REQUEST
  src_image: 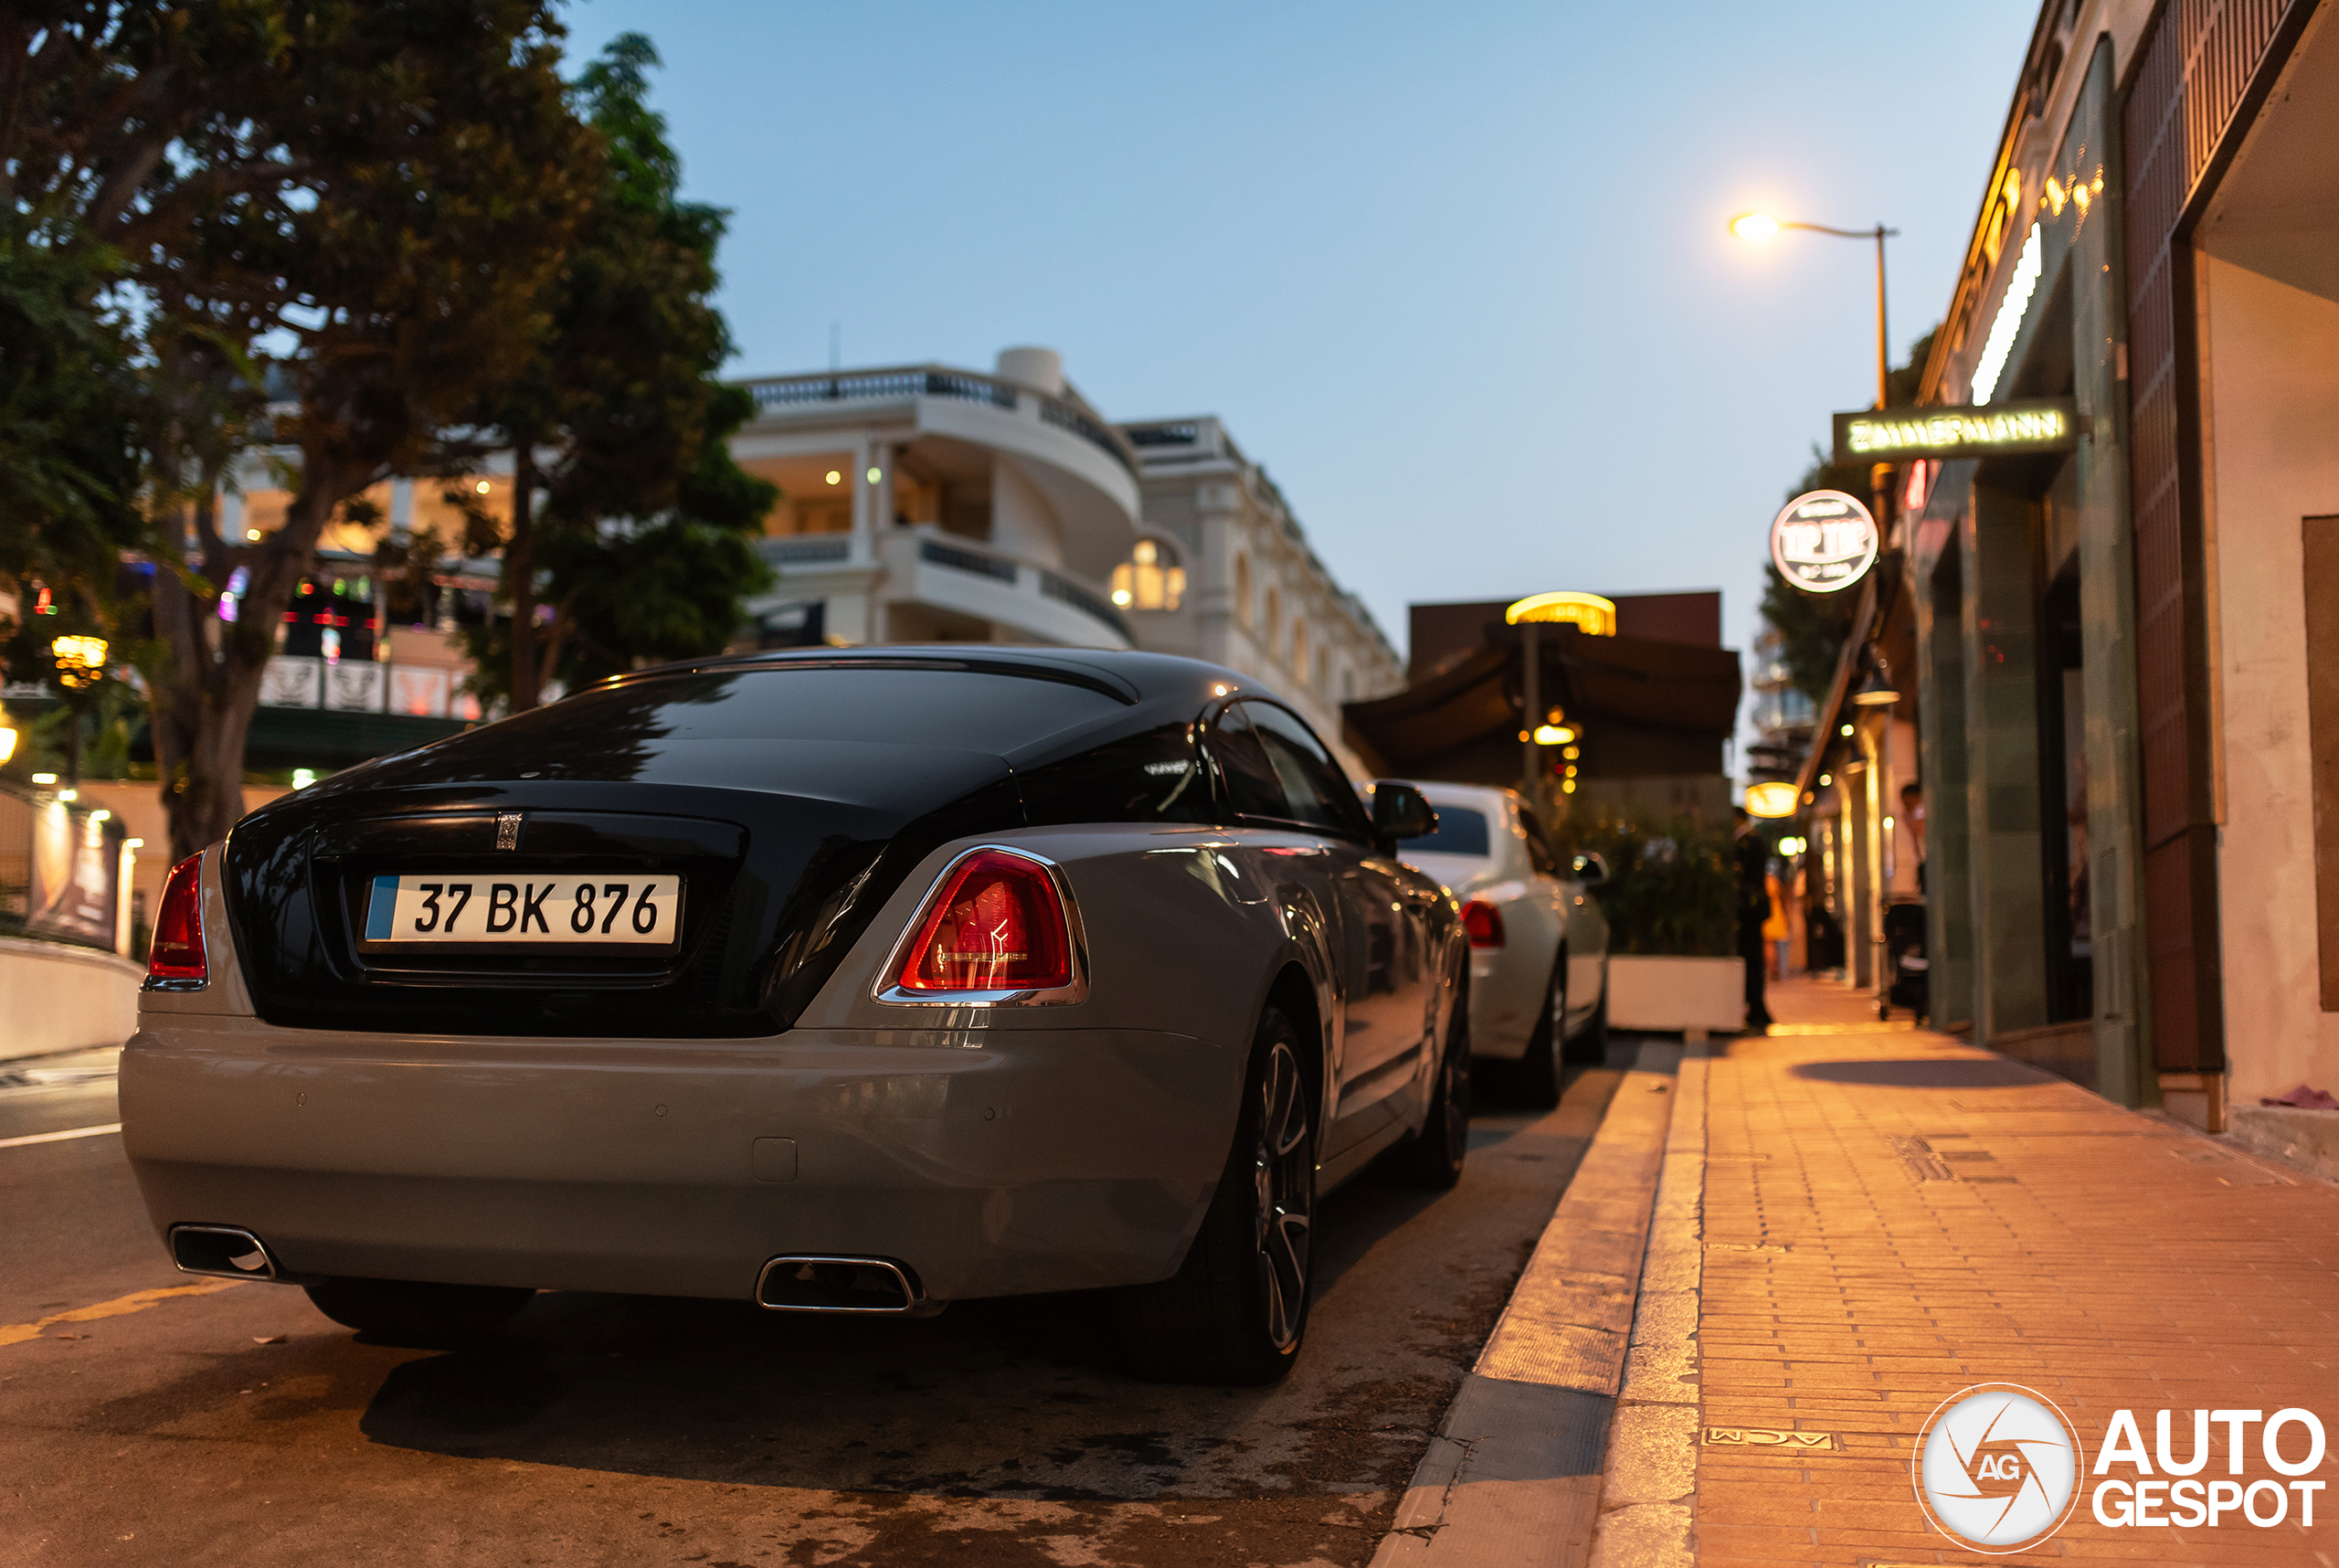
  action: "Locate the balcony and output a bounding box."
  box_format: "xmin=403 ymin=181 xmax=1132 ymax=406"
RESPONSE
xmin=885 ymin=527 xmax=1130 ymax=648
xmin=742 ymin=366 xmax=1139 ymax=481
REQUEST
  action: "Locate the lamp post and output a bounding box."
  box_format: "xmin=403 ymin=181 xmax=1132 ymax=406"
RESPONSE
xmin=1727 ymin=213 xmax=1899 ymax=411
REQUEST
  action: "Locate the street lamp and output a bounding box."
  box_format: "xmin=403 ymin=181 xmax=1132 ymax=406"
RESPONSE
xmin=1727 ymin=212 xmax=1900 ymax=410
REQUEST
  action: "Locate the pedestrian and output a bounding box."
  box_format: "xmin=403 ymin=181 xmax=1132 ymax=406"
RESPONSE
xmin=1764 ymin=864 xmax=1789 ymax=980
xmin=1732 ymin=807 xmax=1773 ymax=1030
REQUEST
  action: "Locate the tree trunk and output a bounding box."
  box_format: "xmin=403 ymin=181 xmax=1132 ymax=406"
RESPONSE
xmin=149 ymin=470 xmax=365 ymax=863
xmin=508 ymin=445 xmax=539 ymax=713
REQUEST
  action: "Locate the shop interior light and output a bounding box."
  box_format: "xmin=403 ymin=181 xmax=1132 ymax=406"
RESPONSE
xmin=865 ymin=467 xmax=883 ymax=484
xmin=31 ymin=772 xmax=57 ymax=785
xmin=51 ymin=634 xmax=107 ymax=689
xmin=1840 ymin=723 xmax=1855 ymax=736
xmin=291 ymin=768 xmax=318 ymax=789
xmin=1531 ymin=724 xmax=1571 ymax=746
xmin=825 ymin=470 xmax=841 ymax=485
xmin=0 ymin=727 xmax=14 ymax=764
xmin=125 ymin=837 xmax=143 ymax=849
xmin=475 ymin=480 xmax=492 ymax=494
xmin=90 ymin=809 xmax=110 ymax=822
xmin=58 ymin=788 xmax=78 ymax=802
xmin=1819 ymin=772 xmax=1833 ymax=787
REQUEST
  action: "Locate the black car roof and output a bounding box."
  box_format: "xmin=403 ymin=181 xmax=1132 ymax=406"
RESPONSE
xmin=598 ymin=644 xmax=1275 ymax=713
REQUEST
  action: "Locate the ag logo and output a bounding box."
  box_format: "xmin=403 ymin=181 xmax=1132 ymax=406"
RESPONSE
xmin=1913 ymin=1383 xmax=2081 ymax=1552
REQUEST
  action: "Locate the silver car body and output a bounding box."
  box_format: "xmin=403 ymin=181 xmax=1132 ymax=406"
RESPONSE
xmin=1394 ymin=782 xmax=1607 ymax=1062
xmin=122 ymin=656 xmax=1464 ymax=1309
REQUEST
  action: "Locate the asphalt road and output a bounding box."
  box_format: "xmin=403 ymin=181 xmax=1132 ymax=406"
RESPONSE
xmin=0 ymin=1045 xmax=1627 ymax=1568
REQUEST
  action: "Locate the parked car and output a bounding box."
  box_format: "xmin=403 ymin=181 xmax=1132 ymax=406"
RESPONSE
xmin=1379 ymin=781 xmax=1608 ymax=1107
xmin=124 ymin=648 xmax=1467 ymax=1385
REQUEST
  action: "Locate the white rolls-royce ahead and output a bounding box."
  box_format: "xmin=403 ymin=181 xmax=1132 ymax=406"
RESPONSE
xmin=1380 ymin=781 xmax=1609 ymax=1107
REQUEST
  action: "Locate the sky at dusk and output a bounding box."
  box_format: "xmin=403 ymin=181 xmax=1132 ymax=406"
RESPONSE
xmin=563 ymin=0 xmax=2039 ymax=719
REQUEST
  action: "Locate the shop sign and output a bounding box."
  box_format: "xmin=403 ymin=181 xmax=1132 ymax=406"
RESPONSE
xmin=1744 ymin=781 xmax=1799 ymax=819
xmin=1770 ymin=491 xmax=1879 ymax=595
xmin=1833 ymin=397 xmax=2078 ymax=465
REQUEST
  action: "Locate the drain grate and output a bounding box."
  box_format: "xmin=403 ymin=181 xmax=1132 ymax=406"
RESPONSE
xmin=1887 ymin=1135 xmax=1956 ymax=1181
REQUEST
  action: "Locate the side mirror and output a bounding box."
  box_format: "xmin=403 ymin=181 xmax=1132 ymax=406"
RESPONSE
xmin=1572 ymin=852 xmax=1610 ymax=887
xmin=1371 ymin=781 xmax=1438 ymax=845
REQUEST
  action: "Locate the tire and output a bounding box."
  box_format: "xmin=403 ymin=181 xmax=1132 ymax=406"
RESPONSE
xmin=1113 ymin=1008 xmax=1316 ymax=1385
xmin=1512 ymin=952 xmax=1563 ymax=1109
xmin=305 ymin=1277 xmax=535 ymax=1348
xmin=1389 ymin=974 xmax=1470 ymax=1189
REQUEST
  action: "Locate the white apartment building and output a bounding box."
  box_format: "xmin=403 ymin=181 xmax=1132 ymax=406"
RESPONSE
xmin=730 ymin=347 xmax=1140 ymax=652
xmin=729 ymin=347 xmax=1402 ymax=750
xmin=1110 ymin=415 xmax=1403 ymax=748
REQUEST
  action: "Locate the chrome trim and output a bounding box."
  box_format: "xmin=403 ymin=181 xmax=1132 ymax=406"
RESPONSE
xmin=755 ymin=1255 xmax=946 ymax=1317
xmin=871 ymin=844 xmax=1091 ymax=1008
xmin=168 ymin=1224 xmax=280 ymax=1282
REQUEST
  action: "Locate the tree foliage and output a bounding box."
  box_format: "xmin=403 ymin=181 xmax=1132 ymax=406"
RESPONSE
xmin=453 ymin=33 xmax=772 ymax=711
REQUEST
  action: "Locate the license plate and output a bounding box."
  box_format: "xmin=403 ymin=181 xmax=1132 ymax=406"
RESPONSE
xmin=361 ymin=873 xmax=683 ymax=948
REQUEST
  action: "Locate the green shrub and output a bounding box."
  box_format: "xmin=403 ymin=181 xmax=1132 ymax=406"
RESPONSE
xmin=1558 ymin=811 xmax=1736 ymax=958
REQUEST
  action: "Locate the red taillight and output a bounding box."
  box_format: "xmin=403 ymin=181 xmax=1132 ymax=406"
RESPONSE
xmin=894 ymin=849 xmax=1074 ymax=993
xmin=1462 ymin=899 xmax=1505 ymax=948
xmin=149 ymin=853 xmax=206 ymax=983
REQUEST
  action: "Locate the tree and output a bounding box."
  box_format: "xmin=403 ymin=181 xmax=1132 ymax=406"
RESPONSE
xmin=453 ymin=31 xmax=769 ymax=714
xmin=132 ymin=1 xmax=596 ymax=861
xmin=1759 ymin=327 xmax=1939 ymax=709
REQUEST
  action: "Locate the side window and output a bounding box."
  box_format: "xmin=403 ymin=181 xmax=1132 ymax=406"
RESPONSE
xmin=1019 ymin=722 xmax=1216 ymax=826
xmin=1518 ymin=805 xmax=1559 ymax=875
xmin=1208 ymin=705 xmax=1286 ymax=822
xmin=1240 ymin=701 xmax=1373 ymax=839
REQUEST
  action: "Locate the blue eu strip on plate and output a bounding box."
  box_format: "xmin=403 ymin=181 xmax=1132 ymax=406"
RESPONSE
xmin=365 ymin=874 xmax=398 ymax=940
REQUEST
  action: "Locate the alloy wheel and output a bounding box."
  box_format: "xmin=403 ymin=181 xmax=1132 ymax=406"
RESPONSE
xmin=1251 ymin=1040 xmax=1313 ymax=1351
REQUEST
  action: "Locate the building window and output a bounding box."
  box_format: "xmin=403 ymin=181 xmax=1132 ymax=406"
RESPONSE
xmin=1316 ymin=646 xmax=1330 ymax=692
xmin=1110 ymin=537 xmax=1186 ymax=611
xmin=1233 ymin=553 xmax=1253 ymax=629
xmin=1265 ymin=586 xmax=1282 ymax=651
xmin=1290 ymin=618 xmax=1308 ymax=679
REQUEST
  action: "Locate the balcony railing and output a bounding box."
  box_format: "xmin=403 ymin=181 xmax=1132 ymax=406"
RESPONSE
xmin=907 ymin=533 xmax=1130 ymax=642
xmin=736 ymin=365 xmax=1138 ymax=479
xmin=758 ymin=535 xmax=855 ymax=567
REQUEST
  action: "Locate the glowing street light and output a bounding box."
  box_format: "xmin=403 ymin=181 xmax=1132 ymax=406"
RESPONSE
xmin=51 ymin=634 xmax=108 ymax=690
xmin=1728 ymin=211 xmax=1900 ymax=410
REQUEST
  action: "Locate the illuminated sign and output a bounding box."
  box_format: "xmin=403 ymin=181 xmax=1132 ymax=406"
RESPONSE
xmin=1770 ymin=491 xmax=1879 ymax=595
xmin=1833 ymin=398 xmax=2077 ymax=465
xmin=1744 ymin=781 xmax=1799 ymax=819
xmin=1971 ymin=222 xmax=2044 ymax=404
xmin=1506 ymin=591 xmax=1617 ymax=636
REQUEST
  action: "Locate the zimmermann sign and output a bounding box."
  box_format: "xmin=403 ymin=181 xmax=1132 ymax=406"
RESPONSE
xmin=1833 ymin=397 xmax=2078 ymax=465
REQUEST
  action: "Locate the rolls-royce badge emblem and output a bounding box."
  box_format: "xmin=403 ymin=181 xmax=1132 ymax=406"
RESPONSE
xmin=494 ymin=812 xmax=523 ymax=851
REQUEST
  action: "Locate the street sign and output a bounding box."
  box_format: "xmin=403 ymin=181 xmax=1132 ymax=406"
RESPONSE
xmin=1770 ymin=490 xmax=1879 ymax=595
xmin=1832 ymin=397 xmax=2078 ymax=465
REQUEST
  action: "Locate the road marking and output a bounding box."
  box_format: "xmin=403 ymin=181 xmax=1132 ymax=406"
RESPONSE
xmin=0 ymin=1122 xmax=122 ymax=1150
xmin=0 ymin=1280 xmax=247 ymax=1349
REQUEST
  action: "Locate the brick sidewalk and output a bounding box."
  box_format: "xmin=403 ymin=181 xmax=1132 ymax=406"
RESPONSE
xmin=1691 ymin=977 xmax=2339 ymax=1564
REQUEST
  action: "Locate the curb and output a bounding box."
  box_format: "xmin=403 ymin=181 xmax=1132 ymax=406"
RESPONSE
xmin=1588 ymin=1043 xmax=1706 ymax=1566
xmin=1371 ymin=1040 xmax=1688 ymax=1568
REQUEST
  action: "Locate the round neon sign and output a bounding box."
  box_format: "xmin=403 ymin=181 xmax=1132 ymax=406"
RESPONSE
xmin=1771 ymin=490 xmax=1879 ymax=594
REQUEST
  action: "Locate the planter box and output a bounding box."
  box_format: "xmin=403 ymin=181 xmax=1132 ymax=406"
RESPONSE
xmin=1606 ymin=954 xmax=1743 ymax=1033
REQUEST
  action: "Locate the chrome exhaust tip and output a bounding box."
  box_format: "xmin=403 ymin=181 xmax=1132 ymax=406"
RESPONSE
xmin=756 ymin=1255 xmax=944 ymax=1317
xmin=169 ymin=1224 xmax=280 ymax=1282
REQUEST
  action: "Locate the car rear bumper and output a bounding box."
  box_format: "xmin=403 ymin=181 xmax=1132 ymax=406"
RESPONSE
xmin=121 ymin=1015 xmax=1239 ymax=1304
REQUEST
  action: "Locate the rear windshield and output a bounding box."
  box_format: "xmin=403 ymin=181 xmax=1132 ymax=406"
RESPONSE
xmin=1400 ymin=805 xmax=1491 ymax=857
xmin=371 ymin=666 xmax=1127 ymax=784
